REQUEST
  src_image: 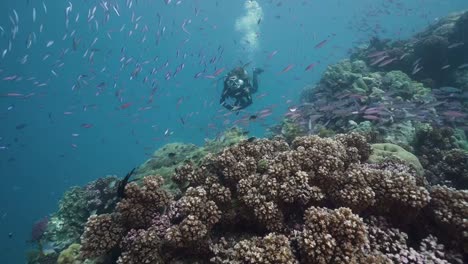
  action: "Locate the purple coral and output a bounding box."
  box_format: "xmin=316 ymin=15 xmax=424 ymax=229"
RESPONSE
xmin=31 ymin=216 xmax=49 ymax=242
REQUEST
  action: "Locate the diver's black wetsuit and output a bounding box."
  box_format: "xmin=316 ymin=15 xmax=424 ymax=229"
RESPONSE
xmin=220 ymin=67 xmax=262 ymax=111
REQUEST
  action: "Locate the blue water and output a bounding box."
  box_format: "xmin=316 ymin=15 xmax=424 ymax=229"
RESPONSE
xmin=0 ymin=0 xmax=467 ymax=262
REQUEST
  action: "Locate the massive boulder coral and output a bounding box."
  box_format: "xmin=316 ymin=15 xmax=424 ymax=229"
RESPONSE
xmin=74 ymin=134 xmax=466 ymax=263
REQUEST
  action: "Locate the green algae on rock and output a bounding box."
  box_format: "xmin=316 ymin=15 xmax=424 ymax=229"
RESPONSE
xmin=135 ymin=127 xmax=248 ymax=191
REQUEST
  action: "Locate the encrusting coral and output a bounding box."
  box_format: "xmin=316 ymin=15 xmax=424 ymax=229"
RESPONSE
xmin=75 ymin=133 xmax=466 ymax=263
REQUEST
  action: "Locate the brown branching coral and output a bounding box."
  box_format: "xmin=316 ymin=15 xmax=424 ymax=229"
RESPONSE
xmin=327 ymin=165 xmax=376 ymax=213
xmin=211 ymin=233 xmax=298 ymax=264
xmin=165 ymin=186 xmax=221 ymax=248
xmin=335 ymin=132 xmax=372 ymax=163
xmin=169 ymin=187 xmax=221 ymax=228
xmin=117 ymin=175 xmax=172 ymax=229
xmin=291 ymin=135 xmax=348 ymax=177
xmin=366 ymin=216 xmax=464 ymax=263
xmin=117 ymin=227 xmax=163 ymax=264
xmin=297 ymin=207 xmax=368 ymax=264
xmin=321 ymin=162 xmax=430 ymax=218
xmin=80 ymin=213 xmax=124 ymax=259
xmin=428 ymin=185 xmax=468 ymax=253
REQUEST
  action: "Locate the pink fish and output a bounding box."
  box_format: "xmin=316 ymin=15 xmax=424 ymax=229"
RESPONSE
xmin=367 ymin=51 xmax=387 ymax=58
xmin=370 ymin=55 xmax=388 ymax=66
xmin=314 ymin=39 xmax=328 ymax=49
xmin=213 ymin=67 xmax=225 ymax=76
xmin=305 ymin=63 xmax=316 ymax=71
xmin=363 ymin=115 xmax=380 ymax=120
xmin=259 ymin=112 xmax=272 ymax=118
xmin=194 ymin=71 xmax=204 ymax=78
xmin=443 ymin=111 xmax=466 ymax=118
xmin=378 ymin=58 xmax=397 ymax=67
xmin=279 ymin=64 xmax=294 ymax=74
xmin=268 ymin=50 xmax=278 ymax=59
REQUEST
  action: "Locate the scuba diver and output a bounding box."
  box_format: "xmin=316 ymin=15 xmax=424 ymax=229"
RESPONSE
xmin=220 ymin=65 xmax=264 ymax=111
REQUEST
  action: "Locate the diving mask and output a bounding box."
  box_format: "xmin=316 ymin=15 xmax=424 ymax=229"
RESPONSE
xmin=227 ymin=76 xmax=244 ymax=89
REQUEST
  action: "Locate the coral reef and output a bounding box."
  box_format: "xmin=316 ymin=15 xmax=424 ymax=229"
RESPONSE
xmin=351 ymin=11 xmax=468 ymax=87
xmin=348 ymin=10 xmax=468 ymax=129
xmin=28 ymin=10 xmax=468 ymax=263
xmin=281 ymin=11 xmax=468 ymax=153
xmin=28 ymin=129 xmax=247 ymax=262
xmin=68 ymin=134 xmax=465 ymax=263
xmin=413 ymin=125 xmax=468 ymax=189
xmin=135 ymin=127 xmax=248 ymax=190
xmin=267 ymin=118 xmax=307 ymax=143
xmin=57 ymin=243 xmax=81 ymax=264
xmin=290 ymin=58 xmax=442 ymax=139
xmin=37 ymin=176 xmax=119 ymax=257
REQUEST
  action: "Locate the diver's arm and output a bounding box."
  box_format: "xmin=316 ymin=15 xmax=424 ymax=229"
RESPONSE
xmin=220 ymin=90 xmax=235 ymax=111
xmin=220 ymin=94 xmax=235 ymax=111
xmin=238 ymin=89 xmax=252 ymax=109
xmin=245 ymin=94 xmax=253 ymax=107
xmin=221 ymin=101 xmax=235 ymax=111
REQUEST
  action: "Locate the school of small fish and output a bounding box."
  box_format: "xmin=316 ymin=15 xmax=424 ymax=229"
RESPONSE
xmin=0 ymin=0 xmax=462 ymax=156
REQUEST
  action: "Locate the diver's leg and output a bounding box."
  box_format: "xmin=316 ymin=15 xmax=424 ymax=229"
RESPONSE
xmin=252 ymin=68 xmax=263 ymax=93
xmin=252 ymin=73 xmax=259 ymax=93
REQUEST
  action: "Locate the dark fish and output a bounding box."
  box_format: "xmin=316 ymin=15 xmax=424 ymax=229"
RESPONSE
xmin=117 ymin=168 xmax=136 ymax=199
xmin=168 ymin=152 xmax=176 ymax=158
xmin=16 ymin=123 xmax=27 ymax=130
xmin=247 ymin=137 xmax=256 ymax=142
xmin=249 ymin=115 xmax=257 ymax=120
xmin=257 ymin=18 xmax=262 ymax=24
